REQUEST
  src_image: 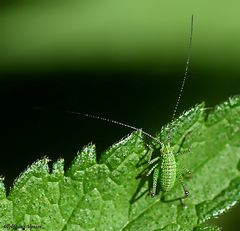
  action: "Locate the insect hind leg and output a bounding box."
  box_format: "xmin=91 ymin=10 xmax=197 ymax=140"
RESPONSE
xmin=174 ymin=131 xmax=192 ymax=204
xmin=177 ymin=171 xmax=190 ymax=206
xmin=150 ymin=167 xmax=160 ymax=197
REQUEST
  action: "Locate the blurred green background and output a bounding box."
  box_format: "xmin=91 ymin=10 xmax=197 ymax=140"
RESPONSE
xmin=1 ymin=1 xmax=240 ymax=230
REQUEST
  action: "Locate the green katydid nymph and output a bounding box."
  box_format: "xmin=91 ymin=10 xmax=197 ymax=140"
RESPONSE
xmin=67 ymin=15 xmax=194 ymax=202
xmin=37 ymin=15 xmax=194 ymax=202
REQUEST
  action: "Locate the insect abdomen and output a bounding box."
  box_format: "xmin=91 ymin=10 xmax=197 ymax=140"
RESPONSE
xmin=160 ymin=153 xmax=177 ymax=192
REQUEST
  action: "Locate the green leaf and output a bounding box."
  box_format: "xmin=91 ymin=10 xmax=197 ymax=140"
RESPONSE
xmin=1 ymin=96 xmax=240 ymax=230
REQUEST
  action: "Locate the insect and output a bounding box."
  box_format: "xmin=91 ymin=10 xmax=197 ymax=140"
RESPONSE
xmin=66 ymin=15 xmax=194 ymax=201
xmin=37 ymin=15 xmax=194 ymax=201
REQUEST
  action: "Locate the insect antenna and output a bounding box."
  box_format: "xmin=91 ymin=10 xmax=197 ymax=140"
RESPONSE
xmin=66 ymin=111 xmax=164 ymax=146
xmin=34 ymin=107 xmax=164 ymax=146
xmin=167 ymin=15 xmax=194 ymax=142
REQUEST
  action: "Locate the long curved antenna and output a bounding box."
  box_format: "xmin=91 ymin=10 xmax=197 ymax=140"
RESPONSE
xmin=66 ymin=111 xmax=164 ymax=146
xmin=167 ymin=15 xmax=194 ymax=142
xmin=34 ymin=107 xmax=164 ymax=145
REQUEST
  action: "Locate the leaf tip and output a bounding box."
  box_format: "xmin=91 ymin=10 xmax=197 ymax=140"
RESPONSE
xmin=11 ymin=157 xmax=51 ymax=194
xmin=67 ymin=143 xmax=97 ymax=176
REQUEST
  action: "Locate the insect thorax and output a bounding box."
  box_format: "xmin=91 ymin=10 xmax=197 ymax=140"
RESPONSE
xmin=160 ymin=143 xmax=174 ymax=154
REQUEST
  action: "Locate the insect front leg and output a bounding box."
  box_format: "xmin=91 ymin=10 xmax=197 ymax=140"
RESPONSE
xmin=145 ymin=143 xmax=155 ymax=164
xmin=145 ymin=143 xmax=160 ymax=165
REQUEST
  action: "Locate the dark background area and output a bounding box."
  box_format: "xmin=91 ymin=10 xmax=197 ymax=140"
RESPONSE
xmin=1 ymin=1 xmax=240 ymax=230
